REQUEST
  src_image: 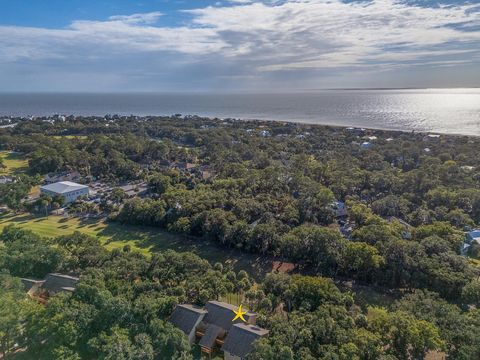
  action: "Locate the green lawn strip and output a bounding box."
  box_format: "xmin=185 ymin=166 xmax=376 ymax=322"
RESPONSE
xmin=0 ymin=213 xmax=272 ymax=278
xmin=0 ymin=151 xmax=29 ymax=175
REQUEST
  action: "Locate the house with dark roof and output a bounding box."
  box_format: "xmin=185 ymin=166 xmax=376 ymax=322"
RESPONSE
xmin=42 ymin=273 xmax=79 ymax=294
xmin=21 ymin=273 xmax=80 ymax=300
xmin=222 ymin=323 xmax=269 ymax=360
xmin=170 ymin=301 xmax=268 ymax=359
xmin=170 ymin=304 xmax=207 ymax=344
xmin=204 ymin=301 xmax=257 ymax=331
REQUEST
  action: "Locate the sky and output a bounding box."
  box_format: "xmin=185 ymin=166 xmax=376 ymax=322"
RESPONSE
xmin=0 ymin=0 xmax=479 ymax=92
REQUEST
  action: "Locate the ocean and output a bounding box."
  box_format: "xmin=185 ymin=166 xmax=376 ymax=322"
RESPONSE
xmin=1 ymin=89 xmax=479 ymax=135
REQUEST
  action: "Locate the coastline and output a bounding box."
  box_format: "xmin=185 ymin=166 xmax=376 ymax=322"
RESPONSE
xmin=1 ymin=89 xmax=479 ymax=136
xmin=231 ymin=116 xmax=475 ymax=138
xmin=2 ymin=112 xmax=478 ymax=138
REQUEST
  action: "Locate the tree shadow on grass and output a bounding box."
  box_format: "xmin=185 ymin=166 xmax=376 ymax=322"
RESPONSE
xmin=0 ymin=214 xmax=35 ymax=224
xmin=98 ymin=222 xmax=276 ymax=281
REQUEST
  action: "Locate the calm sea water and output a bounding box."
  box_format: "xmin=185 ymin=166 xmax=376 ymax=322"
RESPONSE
xmin=1 ymin=89 xmax=479 ymax=135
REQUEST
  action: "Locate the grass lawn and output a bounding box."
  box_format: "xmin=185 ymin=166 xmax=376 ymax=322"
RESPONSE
xmin=0 ymin=213 xmax=275 ymax=279
xmin=0 ymin=151 xmax=28 ymax=175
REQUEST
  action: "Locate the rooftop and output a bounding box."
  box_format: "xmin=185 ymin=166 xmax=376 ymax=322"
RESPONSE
xmin=21 ymin=273 xmax=79 ymax=296
xmin=170 ymin=304 xmax=207 ymax=335
xmin=199 ymin=324 xmax=223 ymax=349
xmin=170 ymin=301 xmax=267 ymax=358
xmin=222 ymin=323 xmax=269 ymax=358
xmin=42 ymin=273 xmax=80 ymax=293
xmin=205 ymin=301 xmax=256 ymax=331
xmin=467 ymin=230 xmax=480 ymax=242
xmin=41 ymin=181 xmax=88 ymax=194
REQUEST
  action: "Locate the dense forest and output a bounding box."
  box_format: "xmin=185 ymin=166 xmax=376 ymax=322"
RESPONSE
xmin=1 ymin=115 xmax=480 ymax=359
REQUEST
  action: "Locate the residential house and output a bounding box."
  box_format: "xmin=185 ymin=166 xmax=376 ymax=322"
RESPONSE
xmin=460 ymin=230 xmax=480 ymax=256
xmin=22 ymin=273 xmax=79 ymax=301
xmin=423 ymin=134 xmax=441 ymax=142
xmin=222 ymin=323 xmax=269 ymax=360
xmin=170 ymin=301 xmax=268 ymax=359
xmin=170 ymin=304 xmax=208 ymax=344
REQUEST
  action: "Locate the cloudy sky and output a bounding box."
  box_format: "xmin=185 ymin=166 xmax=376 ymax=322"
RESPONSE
xmin=0 ymin=0 xmax=479 ymax=92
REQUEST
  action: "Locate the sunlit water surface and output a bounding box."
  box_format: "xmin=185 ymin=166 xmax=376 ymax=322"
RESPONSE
xmin=0 ymin=89 xmax=479 ymax=135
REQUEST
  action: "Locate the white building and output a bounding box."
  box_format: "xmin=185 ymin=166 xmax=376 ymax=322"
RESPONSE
xmin=40 ymin=181 xmax=89 ymax=203
xmin=466 ymin=230 xmax=480 ymax=245
xmin=460 ymin=230 xmax=480 ymax=256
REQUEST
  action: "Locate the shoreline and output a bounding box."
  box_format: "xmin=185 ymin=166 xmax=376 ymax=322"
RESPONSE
xmin=1 ymin=89 xmax=479 ymax=136
xmin=232 ymin=116 xmax=477 ymax=138
xmin=5 ymin=112 xmax=476 ymax=138
xmin=9 ymin=113 xmax=480 ymax=138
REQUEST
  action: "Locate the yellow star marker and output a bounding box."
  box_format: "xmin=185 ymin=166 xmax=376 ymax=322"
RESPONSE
xmin=232 ymin=304 xmax=247 ymax=322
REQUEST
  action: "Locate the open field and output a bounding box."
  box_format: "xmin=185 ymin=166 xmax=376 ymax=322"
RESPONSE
xmin=0 ymin=213 xmax=276 ymax=279
xmin=0 ymin=151 xmax=28 ymax=175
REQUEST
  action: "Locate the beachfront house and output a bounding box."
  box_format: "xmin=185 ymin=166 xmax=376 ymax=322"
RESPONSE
xmin=423 ymin=134 xmax=441 ymax=142
xmin=40 ymin=181 xmax=89 ymax=203
xmin=170 ymin=300 xmax=268 ymax=359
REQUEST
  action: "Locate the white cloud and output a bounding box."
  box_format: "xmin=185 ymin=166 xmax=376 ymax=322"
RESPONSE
xmin=0 ymin=0 xmax=479 ymax=90
xmin=108 ymin=12 xmax=164 ymax=25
